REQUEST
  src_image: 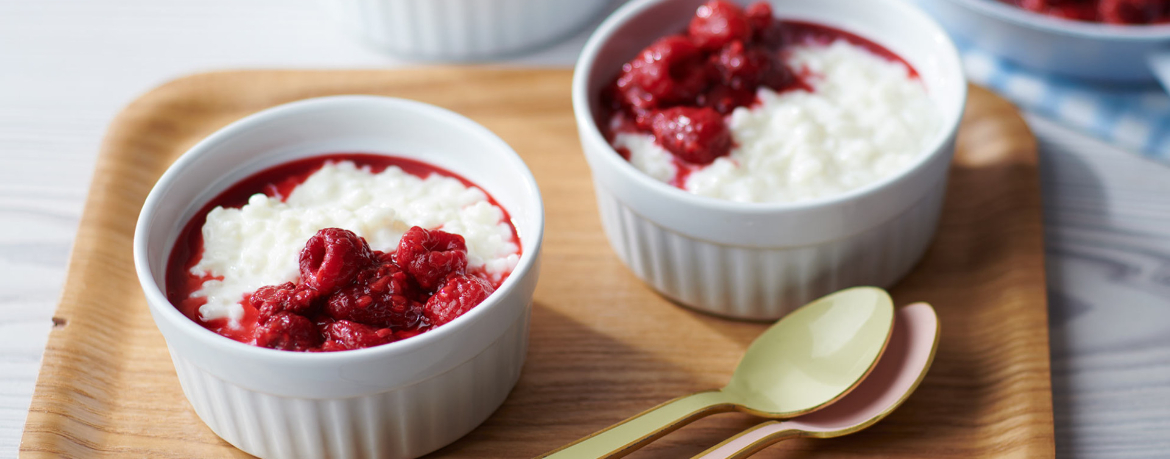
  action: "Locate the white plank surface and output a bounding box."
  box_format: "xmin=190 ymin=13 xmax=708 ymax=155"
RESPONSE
xmin=1030 ymin=115 xmax=1170 ymax=459
xmin=0 ymin=0 xmax=1167 ymax=458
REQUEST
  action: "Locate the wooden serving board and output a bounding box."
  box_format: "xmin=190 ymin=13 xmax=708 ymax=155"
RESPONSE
xmin=20 ymin=69 xmax=1054 ymax=458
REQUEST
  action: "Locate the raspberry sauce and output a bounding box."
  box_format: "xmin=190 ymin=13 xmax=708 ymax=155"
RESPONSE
xmin=165 ymin=153 xmax=520 ymax=352
xmin=601 ymin=1 xmax=920 ymax=178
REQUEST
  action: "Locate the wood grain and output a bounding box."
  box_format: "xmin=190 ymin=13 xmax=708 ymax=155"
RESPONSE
xmin=19 ymin=69 xmax=1054 ymax=458
xmin=1025 ymin=115 xmax=1170 ymax=459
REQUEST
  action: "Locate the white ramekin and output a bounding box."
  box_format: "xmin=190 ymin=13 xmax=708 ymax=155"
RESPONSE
xmin=318 ymin=0 xmax=612 ymax=61
xmin=573 ymin=0 xmax=967 ymax=320
xmin=133 ymin=96 xmax=544 ymax=459
xmin=915 ymin=0 xmax=1170 ymax=83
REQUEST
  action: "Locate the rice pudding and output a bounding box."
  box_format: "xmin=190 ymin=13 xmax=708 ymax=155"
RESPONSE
xmin=166 ymin=154 xmax=521 ymax=351
xmin=602 ymin=1 xmax=941 ymax=203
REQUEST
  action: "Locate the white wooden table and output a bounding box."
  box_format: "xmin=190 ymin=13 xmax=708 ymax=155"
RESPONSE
xmin=0 ymin=1 xmax=1166 ymax=457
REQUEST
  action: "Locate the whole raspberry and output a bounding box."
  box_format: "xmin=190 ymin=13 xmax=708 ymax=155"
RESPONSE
xmin=251 ymin=281 xmax=317 ymax=324
xmin=424 ymin=275 xmax=495 ymax=327
xmin=649 ymin=107 xmax=733 ymax=165
xmin=745 ymin=3 xmax=773 ymax=34
xmin=322 ymin=320 xmax=394 ymax=351
xmin=299 ymin=228 xmax=375 ymax=294
xmin=395 ymin=226 xmax=469 ymax=291
xmin=745 ymin=2 xmax=784 ymax=48
xmin=615 ymin=35 xmax=712 ymax=110
xmin=325 ymin=260 xmax=424 ymax=329
xmin=688 ymin=1 xmax=753 ymax=51
xmin=254 ymin=312 xmax=321 ymax=351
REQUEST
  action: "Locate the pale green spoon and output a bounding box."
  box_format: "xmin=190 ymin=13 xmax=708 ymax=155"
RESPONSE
xmin=539 ymin=286 xmax=895 ymax=459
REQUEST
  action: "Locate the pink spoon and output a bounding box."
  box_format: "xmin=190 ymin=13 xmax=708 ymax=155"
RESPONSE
xmin=692 ymin=302 xmax=940 ymax=459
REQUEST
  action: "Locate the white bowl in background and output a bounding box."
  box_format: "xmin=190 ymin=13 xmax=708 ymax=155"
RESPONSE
xmin=133 ymin=96 xmax=544 ymax=459
xmin=916 ymin=0 xmax=1170 ymax=83
xmin=318 ymin=0 xmax=612 ymax=61
xmin=572 ymin=0 xmax=967 ymax=320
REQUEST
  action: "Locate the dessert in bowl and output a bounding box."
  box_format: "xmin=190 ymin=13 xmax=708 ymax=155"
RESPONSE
xmin=603 ymin=5 xmax=942 ymax=203
xmin=134 ymin=96 xmax=543 ymax=459
xmin=917 ymin=0 xmax=1170 ymax=82
xmin=573 ymin=0 xmax=966 ymax=319
xmin=167 ymin=154 xmax=521 ymax=352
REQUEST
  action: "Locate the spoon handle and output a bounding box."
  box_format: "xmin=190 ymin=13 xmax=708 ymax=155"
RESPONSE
xmin=690 ymin=421 xmax=802 ymax=459
xmin=539 ymin=389 xmax=734 ymax=459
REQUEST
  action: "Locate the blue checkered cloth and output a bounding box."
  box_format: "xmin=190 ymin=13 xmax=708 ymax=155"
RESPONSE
xmin=960 ymin=43 xmax=1170 ymax=162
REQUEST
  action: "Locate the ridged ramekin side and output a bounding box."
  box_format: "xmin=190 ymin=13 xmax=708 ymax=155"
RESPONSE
xmin=170 ymin=309 xmax=530 ymax=459
xmin=594 ymin=182 xmax=946 ymax=320
xmin=320 ymin=0 xmax=610 ymax=60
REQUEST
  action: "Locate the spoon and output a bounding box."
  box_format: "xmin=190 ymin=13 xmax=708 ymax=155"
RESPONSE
xmin=539 ymin=286 xmax=895 ymax=459
xmin=691 ymin=302 xmax=940 ymax=459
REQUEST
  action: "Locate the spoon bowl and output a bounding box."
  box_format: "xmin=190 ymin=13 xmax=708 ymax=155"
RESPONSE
xmin=726 ymin=287 xmax=898 ymax=415
xmin=540 ymin=286 xmax=895 ymax=459
xmin=694 ymin=302 xmax=941 ymax=459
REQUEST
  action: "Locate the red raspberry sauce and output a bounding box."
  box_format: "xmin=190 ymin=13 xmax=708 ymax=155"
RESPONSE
xmin=165 ymin=153 xmax=521 ymax=351
xmin=778 ymin=21 xmax=919 ymax=78
xmin=601 ymin=1 xmax=921 ymax=186
xmin=999 ymin=0 xmax=1170 ymax=25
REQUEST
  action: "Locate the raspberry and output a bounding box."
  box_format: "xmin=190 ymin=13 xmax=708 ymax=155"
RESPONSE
xmin=299 ymin=228 xmax=375 ymax=294
xmin=241 ymin=225 xmax=503 ymax=351
xmin=649 ymin=107 xmax=733 ymax=165
xmin=322 ymin=320 xmax=394 ymax=351
xmin=688 ymin=1 xmax=753 ymax=51
xmin=746 ymin=3 xmax=785 ymax=48
xmin=395 ymin=226 xmax=469 ymax=291
xmin=254 ymin=312 xmax=321 ymax=351
xmin=1046 ymin=3 xmax=1100 ymax=20
xmin=424 ymin=275 xmax=495 ymax=327
xmin=394 ymin=329 xmax=426 ymax=340
xmin=712 ymin=41 xmax=791 ymax=93
xmin=325 ymin=260 xmax=424 ymax=329
xmin=1099 ymin=0 xmax=1166 ymax=23
xmin=745 ymin=2 xmax=774 ymax=35
xmin=319 ymin=341 xmax=347 ymax=352
xmin=615 ymin=35 xmax=712 ymax=110
xmin=251 ymin=282 xmax=318 ymax=324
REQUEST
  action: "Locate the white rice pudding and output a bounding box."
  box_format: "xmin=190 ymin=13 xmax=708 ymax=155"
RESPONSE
xmin=189 ymin=160 xmax=520 ymax=325
xmin=614 ymin=39 xmax=941 ymax=203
